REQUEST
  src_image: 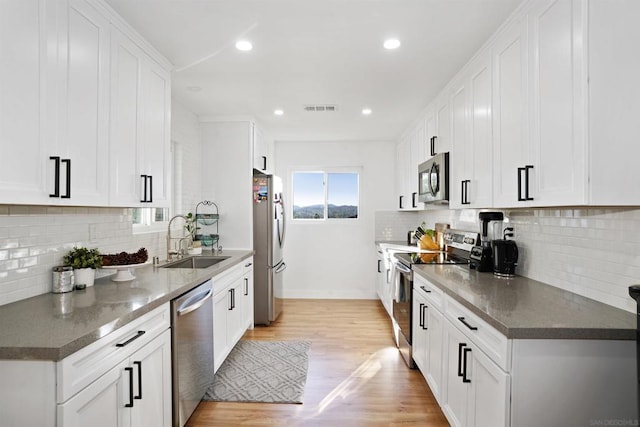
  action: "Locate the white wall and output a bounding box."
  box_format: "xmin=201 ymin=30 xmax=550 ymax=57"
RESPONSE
xmin=275 ymin=140 xmax=396 ymax=299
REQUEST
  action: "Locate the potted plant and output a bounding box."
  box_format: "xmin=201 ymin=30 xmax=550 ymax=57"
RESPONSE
xmin=63 ymin=247 xmax=103 ymax=287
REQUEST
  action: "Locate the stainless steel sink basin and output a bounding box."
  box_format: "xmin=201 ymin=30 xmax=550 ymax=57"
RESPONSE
xmin=161 ymin=256 xmax=230 ymax=269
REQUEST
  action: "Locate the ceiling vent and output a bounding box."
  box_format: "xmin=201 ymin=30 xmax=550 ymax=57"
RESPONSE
xmin=304 ymin=104 xmax=338 ymax=112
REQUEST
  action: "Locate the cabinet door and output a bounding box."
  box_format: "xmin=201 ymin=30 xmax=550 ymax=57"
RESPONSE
xmin=442 ymin=320 xmax=469 ymax=427
xmin=395 ymin=137 xmax=411 ymax=209
xmin=424 ymin=106 xmax=437 ymax=158
xmin=242 ymin=263 xmax=254 ymax=330
xmin=140 ymin=59 xmax=171 ymax=207
xmin=58 ymin=360 xmax=128 ymax=427
xmin=492 ymin=17 xmax=529 ymax=207
xmin=449 ymin=80 xmax=468 ymax=210
xmin=435 ymin=93 xmax=451 ymax=155
xmin=425 ymin=304 xmax=444 ymax=404
xmin=55 ymin=0 xmax=110 ymax=205
xmin=130 ymin=329 xmax=172 ymax=427
xmin=0 ymin=0 xmax=52 ymax=204
xmin=109 ymin=27 xmax=144 ymax=206
xmin=253 ymin=124 xmax=273 ymax=174
xmin=412 ymin=290 xmax=428 ymax=372
xmin=528 ymin=0 xmax=586 ymax=206
xmin=213 ymin=290 xmax=230 ymax=372
xmin=228 ymin=279 xmax=245 ymax=345
xmin=468 ymin=342 xmax=510 ymax=427
xmin=467 ymin=53 xmax=493 ymax=208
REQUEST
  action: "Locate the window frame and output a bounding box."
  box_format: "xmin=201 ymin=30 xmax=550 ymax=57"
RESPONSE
xmin=290 ymin=167 xmax=361 ymax=222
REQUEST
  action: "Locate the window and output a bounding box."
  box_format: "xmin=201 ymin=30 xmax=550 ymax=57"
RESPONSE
xmin=292 ymin=170 xmax=359 ymax=220
xmin=132 ymin=207 xmax=170 ymax=230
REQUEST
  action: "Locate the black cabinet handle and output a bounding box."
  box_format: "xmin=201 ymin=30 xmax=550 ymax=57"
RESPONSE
xmin=525 ymin=165 xmax=534 ymax=201
xmin=61 ymin=158 xmax=71 ymax=198
xmin=245 ymin=262 xmax=253 ymax=268
xmin=133 ymin=361 xmax=142 ymax=400
xmin=116 ymin=330 xmax=146 ymax=347
xmin=140 ymin=175 xmax=148 ymax=202
xmin=412 ymin=192 xmax=417 ymax=208
xmin=457 ymin=316 xmax=478 ymax=331
xmin=518 ymin=166 xmax=534 ymax=201
xmin=244 ymin=278 xmax=249 ymax=296
xmin=430 ymin=136 xmax=437 ymax=156
xmin=419 ymin=303 xmax=425 ymax=328
xmin=399 ymin=195 xmax=404 ymax=209
xmin=262 ymin=156 xmax=267 ymax=171
xmin=457 ymin=343 xmax=466 ymax=377
xmin=148 ymin=175 xmax=153 ymax=203
xmin=420 ymin=285 xmax=431 ymax=293
xmin=421 ymin=304 xmax=428 ymax=330
xmin=125 ymin=366 xmax=134 ymax=407
xmin=461 ymin=180 xmax=471 ymax=205
xmin=228 ymin=289 xmax=233 ymax=310
xmin=377 ymin=260 xmax=382 ymax=273
xmin=462 ymin=347 xmax=472 ymax=383
xmin=50 ymin=156 xmax=60 ymax=197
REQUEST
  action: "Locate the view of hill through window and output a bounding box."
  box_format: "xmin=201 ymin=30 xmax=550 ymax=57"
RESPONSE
xmin=292 ymin=171 xmax=359 ymax=219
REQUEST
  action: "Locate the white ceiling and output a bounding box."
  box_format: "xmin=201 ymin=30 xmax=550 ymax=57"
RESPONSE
xmin=105 ymin=0 xmax=522 ymax=142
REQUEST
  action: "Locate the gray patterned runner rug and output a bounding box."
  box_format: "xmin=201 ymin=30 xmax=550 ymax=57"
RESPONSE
xmin=203 ymin=340 xmax=311 ymax=404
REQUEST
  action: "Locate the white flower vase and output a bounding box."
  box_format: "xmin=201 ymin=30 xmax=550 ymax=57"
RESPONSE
xmin=74 ymin=268 xmax=96 ymax=287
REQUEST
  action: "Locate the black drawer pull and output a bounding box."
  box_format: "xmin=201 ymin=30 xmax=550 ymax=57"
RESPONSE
xmin=116 ymin=330 xmax=146 ymax=348
xmin=462 ymin=347 xmax=472 ymax=383
xmin=420 ymin=285 xmax=432 ymax=293
xmin=133 ymin=361 xmax=142 ymax=400
xmin=457 ymin=317 xmax=478 ymax=331
xmin=125 ymin=366 xmax=134 ymax=407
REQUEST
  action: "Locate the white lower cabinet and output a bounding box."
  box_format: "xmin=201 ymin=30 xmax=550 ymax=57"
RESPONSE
xmin=58 ymin=329 xmax=171 ymax=427
xmin=213 ymin=260 xmax=254 ymax=372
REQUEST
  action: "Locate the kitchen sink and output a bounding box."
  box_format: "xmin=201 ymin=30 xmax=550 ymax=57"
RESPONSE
xmin=161 ymin=256 xmax=230 ymax=269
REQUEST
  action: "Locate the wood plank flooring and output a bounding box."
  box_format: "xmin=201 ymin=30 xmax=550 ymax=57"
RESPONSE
xmin=187 ymin=299 xmax=449 ymax=427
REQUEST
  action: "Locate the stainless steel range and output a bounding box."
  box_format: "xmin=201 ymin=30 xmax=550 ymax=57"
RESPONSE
xmin=391 ymin=230 xmax=478 ymax=368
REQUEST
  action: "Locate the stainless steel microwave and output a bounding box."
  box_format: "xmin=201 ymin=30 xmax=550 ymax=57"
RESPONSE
xmin=418 ymin=152 xmax=449 ymax=204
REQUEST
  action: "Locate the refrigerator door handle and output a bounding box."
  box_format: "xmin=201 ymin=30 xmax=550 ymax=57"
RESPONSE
xmin=274 ymin=262 xmax=287 ymax=274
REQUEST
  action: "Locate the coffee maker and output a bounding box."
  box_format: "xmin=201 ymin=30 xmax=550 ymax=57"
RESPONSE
xmin=469 ymin=212 xmax=504 ymax=272
xmin=493 ymin=227 xmax=519 ymax=277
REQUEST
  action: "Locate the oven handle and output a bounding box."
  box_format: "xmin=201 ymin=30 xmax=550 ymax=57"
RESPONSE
xmin=393 ymin=261 xmax=411 ymax=274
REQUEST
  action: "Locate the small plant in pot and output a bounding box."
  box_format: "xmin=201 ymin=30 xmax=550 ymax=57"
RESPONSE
xmin=63 ymin=247 xmax=103 ymax=288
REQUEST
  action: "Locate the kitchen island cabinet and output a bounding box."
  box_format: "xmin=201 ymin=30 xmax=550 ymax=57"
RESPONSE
xmin=412 ymin=267 xmax=636 ymax=427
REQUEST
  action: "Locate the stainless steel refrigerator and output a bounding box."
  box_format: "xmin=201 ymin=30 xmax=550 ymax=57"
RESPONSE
xmin=253 ymin=172 xmax=286 ymax=325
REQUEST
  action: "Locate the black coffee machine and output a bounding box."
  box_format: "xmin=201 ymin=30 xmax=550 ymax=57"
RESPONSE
xmin=469 ymin=211 xmax=504 ymax=272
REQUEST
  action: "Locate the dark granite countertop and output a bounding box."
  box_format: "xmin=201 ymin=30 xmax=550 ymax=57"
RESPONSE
xmin=0 ymin=250 xmax=253 ymax=361
xmin=413 ymin=264 xmax=636 ymax=340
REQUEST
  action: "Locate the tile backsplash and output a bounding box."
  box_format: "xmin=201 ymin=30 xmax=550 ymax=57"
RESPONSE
xmin=0 ymin=205 xmax=165 ymax=306
xmin=376 ymin=207 xmax=640 ymax=313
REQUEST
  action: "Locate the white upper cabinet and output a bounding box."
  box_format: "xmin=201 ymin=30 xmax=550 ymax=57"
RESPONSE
xmin=492 ymin=17 xmax=529 ymax=207
xmin=253 ymin=124 xmax=274 ymax=174
xmin=587 ymin=0 xmax=640 ymax=205
xmin=434 ymin=93 xmax=452 ymax=156
xmin=449 ymin=50 xmax=493 ymax=210
xmin=53 ymin=0 xmax=111 ymax=206
xmin=0 ymin=0 xmax=53 ymax=205
xmin=0 ymin=0 xmax=171 ymax=208
xmin=395 ymin=135 xmax=411 ymax=209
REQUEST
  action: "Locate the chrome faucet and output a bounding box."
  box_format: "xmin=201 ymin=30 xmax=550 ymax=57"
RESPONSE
xmin=167 ymin=215 xmax=192 ymax=261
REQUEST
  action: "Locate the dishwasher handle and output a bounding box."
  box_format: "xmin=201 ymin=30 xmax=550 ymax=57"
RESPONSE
xmin=177 ymin=289 xmax=213 ymax=316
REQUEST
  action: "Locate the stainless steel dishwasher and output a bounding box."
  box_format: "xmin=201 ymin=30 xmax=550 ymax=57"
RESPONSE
xmin=171 ymin=279 xmax=214 ymax=427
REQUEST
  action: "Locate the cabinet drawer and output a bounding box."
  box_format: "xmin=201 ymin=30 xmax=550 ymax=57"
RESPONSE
xmin=213 ymin=263 xmax=243 ymax=295
xmin=414 ymin=275 xmax=444 ymax=312
xmin=243 ymin=257 xmax=254 ymax=275
xmin=57 ymin=304 xmax=170 ymax=403
xmin=445 ymin=297 xmax=511 ymax=371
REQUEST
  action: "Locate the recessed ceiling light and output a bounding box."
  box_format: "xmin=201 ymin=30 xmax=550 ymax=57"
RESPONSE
xmin=274 ymin=109 xmax=284 ymax=116
xmin=383 ymin=38 xmax=401 ymax=50
xmin=235 ymin=40 xmax=253 ymax=51
xmin=362 ymin=108 xmax=372 ymax=116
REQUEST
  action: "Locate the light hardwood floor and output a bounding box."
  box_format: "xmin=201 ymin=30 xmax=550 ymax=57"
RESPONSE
xmin=187 ymin=299 xmax=449 ymax=427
